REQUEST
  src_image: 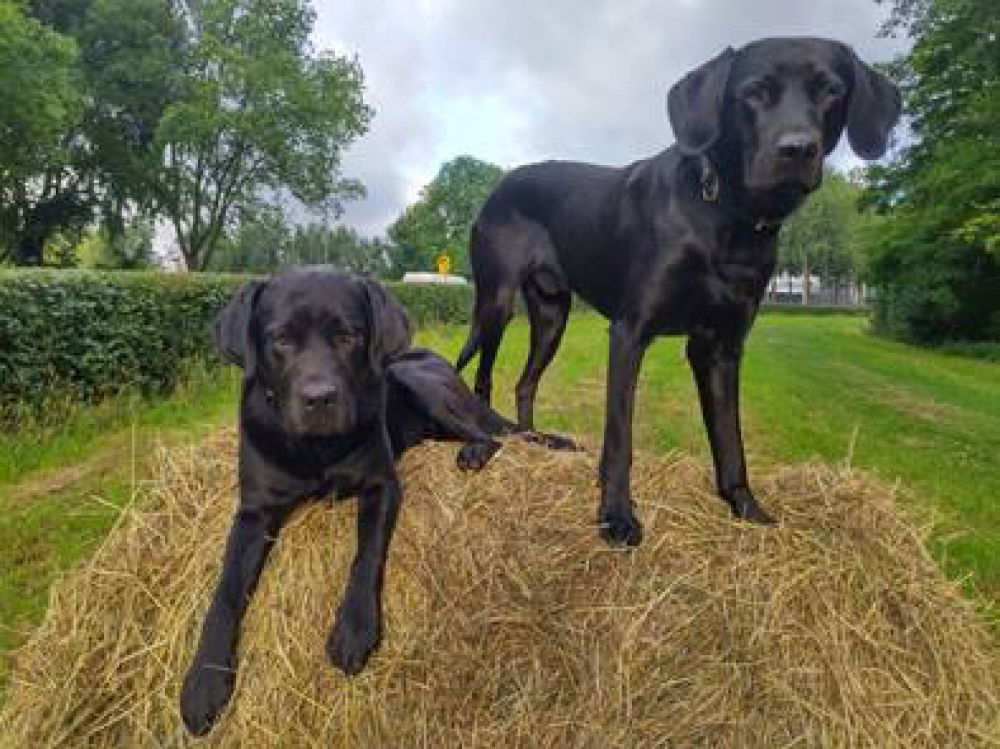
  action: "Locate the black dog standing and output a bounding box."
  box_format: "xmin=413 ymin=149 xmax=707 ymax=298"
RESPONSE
xmin=180 ymin=269 xmax=570 ymax=735
xmin=457 ymin=38 xmax=901 ymax=545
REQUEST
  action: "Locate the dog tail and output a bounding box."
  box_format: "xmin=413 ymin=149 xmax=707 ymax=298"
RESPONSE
xmin=455 ymin=318 xmax=481 ymax=372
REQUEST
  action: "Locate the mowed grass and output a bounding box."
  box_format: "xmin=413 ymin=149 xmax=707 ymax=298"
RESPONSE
xmin=1 ymin=312 xmax=997 ymax=694
xmin=422 ymin=312 xmax=1000 ymax=597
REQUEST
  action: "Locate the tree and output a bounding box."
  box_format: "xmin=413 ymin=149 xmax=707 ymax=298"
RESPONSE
xmin=388 ymin=156 xmax=505 ymax=276
xmin=78 ymin=0 xmax=188 ymax=245
xmin=154 ymin=0 xmax=372 ymax=270
xmin=0 ymin=1 xmax=84 ymax=263
xmin=778 ymin=169 xmax=870 ymax=304
xmin=862 ymin=0 xmax=1000 ymax=342
xmin=1 ymin=0 xmax=186 ymax=265
xmin=210 ymin=212 xmax=390 ymax=276
xmin=76 ymin=219 xmax=156 ymax=269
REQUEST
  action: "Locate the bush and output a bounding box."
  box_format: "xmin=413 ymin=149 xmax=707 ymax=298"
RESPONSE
xmin=0 ymin=270 xmax=250 ymax=420
xmin=387 ymin=282 xmax=475 ymax=326
xmin=0 ymin=271 xmax=479 ymax=421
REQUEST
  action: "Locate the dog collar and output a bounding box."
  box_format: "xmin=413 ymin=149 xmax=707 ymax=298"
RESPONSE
xmin=698 ymin=155 xmax=780 ymax=234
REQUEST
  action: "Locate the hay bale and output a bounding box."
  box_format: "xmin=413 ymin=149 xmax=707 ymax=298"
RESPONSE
xmin=2 ymin=432 xmax=998 ymax=748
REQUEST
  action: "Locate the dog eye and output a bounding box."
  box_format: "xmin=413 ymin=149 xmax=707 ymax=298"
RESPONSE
xmin=272 ymin=330 xmax=291 ymax=348
xmin=815 ymin=77 xmax=844 ymax=100
xmin=334 ymin=330 xmax=361 ymax=346
xmin=741 ymin=81 xmax=774 ymax=107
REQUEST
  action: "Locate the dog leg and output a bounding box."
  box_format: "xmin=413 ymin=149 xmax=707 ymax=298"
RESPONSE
xmin=686 ymin=334 xmax=775 ymax=525
xmin=180 ymin=506 xmax=287 ymax=735
xmin=327 ymin=474 xmax=401 ymax=675
xmin=473 ymin=289 xmax=515 ymax=405
xmin=515 ymin=285 xmax=571 ymax=429
xmin=597 ymin=320 xmax=649 ymax=546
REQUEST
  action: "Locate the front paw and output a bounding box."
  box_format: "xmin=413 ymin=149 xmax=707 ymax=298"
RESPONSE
xmin=598 ymin=504 xmax=644 ymax=547
xmin=179 ymin=659 xmax=236 ymax=736
xmin=327 ymin=604 xmax=381 ymax=676
xmin=456 ymin=440 xmax=499 ymax=471
xmin=727 ymin=490 xmax=776 ymax=525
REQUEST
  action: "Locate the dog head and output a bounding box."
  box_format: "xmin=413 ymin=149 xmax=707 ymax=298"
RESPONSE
xmin=214 ymin=268 xmax=412 ymax=438
xmin=668 ymin=37 xmax=901 ymax=220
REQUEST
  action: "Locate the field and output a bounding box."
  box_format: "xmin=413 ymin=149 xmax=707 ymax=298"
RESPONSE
xmin=1 ymin=311 xmax=998 ymax=694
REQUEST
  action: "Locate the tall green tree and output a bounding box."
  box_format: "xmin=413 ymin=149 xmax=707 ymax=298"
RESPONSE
xmin=3 ymin=0 xmax=185 ymax=265
xmin=388 ymin=155 xmax=505 ymax=276
xmin=863 ymin=0 xmax=1000 ymax=342
xmin=0 ymin=1 xmax=84 ymax=264
xmin=79 ymin=0 xmax=187 ymax=242
xmin=778 ymin=169 xmax=870 ymax=304
xmin=154 ymin=0 xmax=371 ymax=270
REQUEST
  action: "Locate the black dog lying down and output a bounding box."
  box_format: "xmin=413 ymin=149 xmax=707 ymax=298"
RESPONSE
xmin=180 ymin=268 xmax=572 ymax=735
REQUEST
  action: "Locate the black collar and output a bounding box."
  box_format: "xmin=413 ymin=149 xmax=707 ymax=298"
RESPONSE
xmin=697 ymin=155 xmax=782 ymax=234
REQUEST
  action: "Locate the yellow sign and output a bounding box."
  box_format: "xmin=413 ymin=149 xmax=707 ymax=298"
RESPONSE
xmin=436 ymin=253 xmax=451 ymax=275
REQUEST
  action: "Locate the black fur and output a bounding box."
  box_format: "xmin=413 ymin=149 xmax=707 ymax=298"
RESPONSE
xmin=180 ymin=268 xmax=572 ymax=736
xmin=457 ymin=37 xmax=900 ymax=546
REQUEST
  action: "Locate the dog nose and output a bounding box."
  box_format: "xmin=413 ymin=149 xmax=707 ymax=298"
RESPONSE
xmin=776 ymin=133 xmax=820 ymax=161
xmin=302 ymin=383 xmax=337 ymax=411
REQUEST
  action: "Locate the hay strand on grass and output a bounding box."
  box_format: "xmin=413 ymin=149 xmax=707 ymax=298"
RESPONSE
xmin=2 ymin=431 xmax=998 ymax=748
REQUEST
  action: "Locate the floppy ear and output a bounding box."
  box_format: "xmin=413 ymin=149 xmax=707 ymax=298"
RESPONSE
xmin=845 ymin=47 xmax=902 ymax=160
xmin=213 ymin=281 xmax=265 ymax=377
xmin=360 ymin=278 xmax=412 ymax=376
xmin=667 ymin=47 xmax=735 ymax=155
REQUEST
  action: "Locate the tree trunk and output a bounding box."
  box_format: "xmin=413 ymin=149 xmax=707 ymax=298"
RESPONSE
xmin=802 ymin=257 xmax=811 ymax=305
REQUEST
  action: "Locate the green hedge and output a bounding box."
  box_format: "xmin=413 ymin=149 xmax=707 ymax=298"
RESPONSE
xmin=0 ymin=270 xmax=477 ymax=420
xmin=388 ymin=282 xmax=474 ymax=326
xmin=0 ymin=270 xmax=249 ymax=419
xmin=0 ymin=269 xmax=878 ymax=420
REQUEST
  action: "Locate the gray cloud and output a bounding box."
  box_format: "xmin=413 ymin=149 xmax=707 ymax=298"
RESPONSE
xmin=313 ymin=0 xmax=908 ymax=236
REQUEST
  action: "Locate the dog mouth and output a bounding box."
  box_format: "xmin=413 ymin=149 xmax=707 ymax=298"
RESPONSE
xmin=287 ymin=405 xmax=356 ymax=438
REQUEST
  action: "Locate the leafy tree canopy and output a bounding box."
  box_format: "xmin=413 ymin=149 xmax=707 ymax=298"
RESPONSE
xmin=388 ymin=156 xmax=505 ymax=277
xmin=0 ymin=0 xmax=83 ymax=262
xmin=863 ymin=0 xmax=999 ymax=342
xmin=778 ymin=169 xmax=871 ymax=301
xmin=154 ymin=0 xmax=372 ymax=270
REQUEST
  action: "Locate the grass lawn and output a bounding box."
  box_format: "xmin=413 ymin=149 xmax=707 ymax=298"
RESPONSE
xmin=1 ymin=311 xmax=997 ymax=693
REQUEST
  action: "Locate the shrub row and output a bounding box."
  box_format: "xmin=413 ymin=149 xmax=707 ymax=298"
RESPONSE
xmin=0 ymin=268 xmax=871 ymax=421
xmin=0 ymin=270 xmax=249 ymax=419
xmin=0 ymin=270 xmax=476 ymax=421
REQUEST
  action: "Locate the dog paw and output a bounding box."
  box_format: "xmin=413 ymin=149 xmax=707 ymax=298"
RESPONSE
xmin=179 ymin=661 xmax=235 ymax=736
xmin=456 ymin=441 xmax=499 ymax=471
xmin=733 ymin=500 xmax=777 ymax=526
xmin=727 ymin=492 xmax=777 ymax=526
xmin=598 ymin=507 xmax=644 ymax=547
xmin=327 ymin=607 xmax=381 ymax=676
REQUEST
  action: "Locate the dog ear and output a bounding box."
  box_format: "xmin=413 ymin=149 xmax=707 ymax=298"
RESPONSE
xmin=844 ymin=47 xmax=902 ymax=160
xmin=668 ymin=47 xmax=735 ymax=155
xmin=359 ymin=278 xmax=412 ymax=376
xmin=213 ymin=280 xmax=265 ymax=377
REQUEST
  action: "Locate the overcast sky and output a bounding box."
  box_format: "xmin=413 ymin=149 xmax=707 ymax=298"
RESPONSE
xmin=312 ymin=0 xmax=908 ymax=236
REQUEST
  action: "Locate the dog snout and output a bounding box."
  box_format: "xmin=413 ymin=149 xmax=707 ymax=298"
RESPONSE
xmin=775 ymin=132 xmax=820 ymax=162
xmin=301 ymin=382 xmax=338 ymax=412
